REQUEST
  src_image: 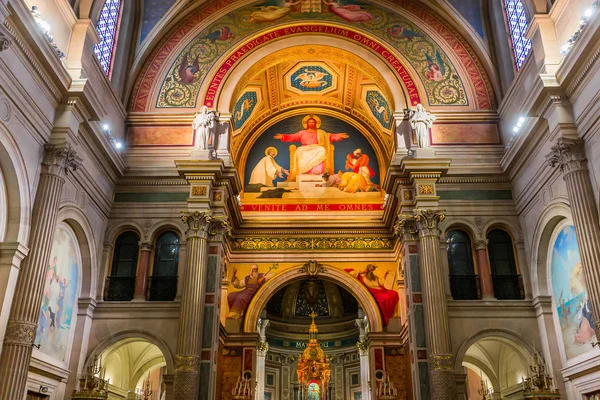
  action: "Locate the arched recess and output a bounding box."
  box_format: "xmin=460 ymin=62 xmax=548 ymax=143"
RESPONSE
xmin=243 ymin=266 xmax=383 ymax=333
xmin=86 ymin=330 xmax=175 ymax=374
xmin=529 ymin=200 xmax=572 ymax=298
xmin=57 ymin=206 xmax=98 ymax=299
xmin=454 ymin=329 xmax=533 ymax=392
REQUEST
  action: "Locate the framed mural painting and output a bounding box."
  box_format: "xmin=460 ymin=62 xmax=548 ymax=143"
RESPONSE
xmin=241 ymin=114 xmax=384 ymax=213
xmin=34 ymin=222 xmax=81 ymax=364
xmin=550 ymin=224 xmax=596 ymax=360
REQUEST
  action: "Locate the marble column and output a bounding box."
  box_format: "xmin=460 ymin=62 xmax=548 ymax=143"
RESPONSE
xmin=400 ymin=209 xmax=455 ymax=399
xmin=475 ymin=240 xmax=494 ymax=299
xmin=255 ymin=341 xmax=268 ymax=400
xmin=174 ymin=210 xmax=213 ymax=400
xmin=134 ymin=242 xmax=152 ymax=300
xmin=0 ymin=144 xmax=81 ymax=398
xmin=547 ymin=137 xmax=600 ymax=339
xmin=357 ymin=340 xmax=372 ymax=400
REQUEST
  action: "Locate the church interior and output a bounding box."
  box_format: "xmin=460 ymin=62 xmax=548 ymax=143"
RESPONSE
xmin=1 ymin=0 xmax=600 ymax=399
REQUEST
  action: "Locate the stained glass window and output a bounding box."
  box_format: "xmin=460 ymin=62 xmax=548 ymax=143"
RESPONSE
xmin=93 ymin=0 xmax=122 ymax=76
xmin=503 ymin=0 xmax=532 ymax=70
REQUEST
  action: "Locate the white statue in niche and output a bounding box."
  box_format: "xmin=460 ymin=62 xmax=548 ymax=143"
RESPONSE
xmin=409 ymin=103 xmax=436 ymax=148
xmin=192 ymin=105 xmax=217 ymax=151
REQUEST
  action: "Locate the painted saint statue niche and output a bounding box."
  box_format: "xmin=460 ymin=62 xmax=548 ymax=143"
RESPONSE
xmin=243 ymin=114 xmax=383 ymax=208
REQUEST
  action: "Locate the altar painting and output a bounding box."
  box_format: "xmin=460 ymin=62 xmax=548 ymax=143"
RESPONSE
xmin=242 ymin=114 xmax=383 ymax=207
xmin=35 ymin=223 xmax=80 ymax=361
xmin=551 ymin=225 xmax=596 ymax=359
xmin=224 ymin=262 xmax=399 ymax=325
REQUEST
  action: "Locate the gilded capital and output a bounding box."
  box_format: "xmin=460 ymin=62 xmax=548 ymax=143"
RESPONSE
xmin=394 ymin=215 xmax=418 ymax=242
xmin=546 ymin=137 xmax=587 ymax=174
xmin=208 ymin=216 xmax=232 ymax=241
xmin=413 ymin=209 xmax=445 ymax=238
xmin=429 ymin=354 xmax=454 ymax=371
xmin=4 ymin=321 xmax=36 ymax=346
xmin=257 ymin=341 xmax=269 ymax=356
xmin=42 ymin=143 xmax=82 ymax=177
xmin=181 ymin=210 xmax=213 ymax=239
xmin=175 ymin=355 xmax=200 ymax=372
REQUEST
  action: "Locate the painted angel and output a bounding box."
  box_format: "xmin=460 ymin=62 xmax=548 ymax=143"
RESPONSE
xmin=425 ymin=50 xmax=445 ymax=82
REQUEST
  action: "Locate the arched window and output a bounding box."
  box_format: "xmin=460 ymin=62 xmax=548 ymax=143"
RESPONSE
xmin=148 ymin=231 xmax=180 ymax=301
xmin=93 ymin=0 xmax=123 ymax=76
xmin=447 ymin=229 xmax=479 ymax=300
xmin=503 ymin=0 xmax=532 ymax=70
xmin=105 ymin=231 xmax=139 ymax=301
xmin=488 ymin=229 xmax=523 ymax=300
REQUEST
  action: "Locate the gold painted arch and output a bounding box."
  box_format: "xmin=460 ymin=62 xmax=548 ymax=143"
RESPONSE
xmin=243 ymin=265 xmax=384 ymax=333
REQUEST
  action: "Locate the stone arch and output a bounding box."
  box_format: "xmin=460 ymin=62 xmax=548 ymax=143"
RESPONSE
xmin=243 ymin=265 xmax=384 ymax=333
xmin=441 ymin=219 xmax=480 ymax=241
xmin=482 ymin=220 xmax=523 ymax=243
xmin=104 ymin=221 xmax=146 ymax=245
xmin=0 ymin=127 xmax=31 ymax=244
xmin=57 ymin=206 xmax=98 ymax=299
xmin=454 ymin=329 xmax=533 ymax=393
xmin=86 ymin=330 xmax=175 ymax=374
xmin=147 ymin=219 xmax=187 ymax=244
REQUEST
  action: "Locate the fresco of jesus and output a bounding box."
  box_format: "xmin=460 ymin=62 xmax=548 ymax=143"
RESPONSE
xmin=274 ymin=115 xmax=348 ymax=180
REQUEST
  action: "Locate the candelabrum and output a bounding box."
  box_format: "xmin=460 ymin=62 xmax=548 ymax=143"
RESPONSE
xmin=232 ymin=376 xmax=253 ymax=400
xmin=521 ymin=352 xmax=561 ymax=399
xmin=138 ymin=378 xmax=153 ymax=400
xmin=71 ymin=355 xmax=110 ymax=400
xmin=376 ymin=373 xmax=398 ymax=400
xmin=478 ymin=379 xmax=492 ymax=400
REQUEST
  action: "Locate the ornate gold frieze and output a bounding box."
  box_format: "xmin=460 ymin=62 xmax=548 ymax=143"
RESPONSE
xmin=230 ymin=236 xmax=394 ymax=251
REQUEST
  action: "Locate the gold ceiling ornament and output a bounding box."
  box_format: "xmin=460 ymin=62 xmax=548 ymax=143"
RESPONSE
xmin=71 ymin=355 xmax=109 ymax=400
xmin=297 ymin=311 xmax=331 ymax=399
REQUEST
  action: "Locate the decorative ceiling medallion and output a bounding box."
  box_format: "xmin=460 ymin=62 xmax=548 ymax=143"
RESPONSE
xmin=285 ymin=62 xmax=337 ymax=95
xmin=233 ymin=89 xmax=260 ymax=130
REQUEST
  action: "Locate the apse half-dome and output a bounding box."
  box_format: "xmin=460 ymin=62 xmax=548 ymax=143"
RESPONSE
xmin=265 ymin=279 xmax=360 ymax=350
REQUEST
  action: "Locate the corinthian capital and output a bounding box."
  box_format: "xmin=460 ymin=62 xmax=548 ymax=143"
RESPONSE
xmin=208 ymin=216 xmax=232 ymax=241
xmin=546 ymin=137 xmax=587 ymax=174
xmin=181 ymin=210 xmax=213 ymax=239
xmin=413 ymin=209 xmax=445 ymax=238
xmin=394 ymin=215 xmax=418 ymax=242
xmin=42 ymin=143 xmax=82 ymax=177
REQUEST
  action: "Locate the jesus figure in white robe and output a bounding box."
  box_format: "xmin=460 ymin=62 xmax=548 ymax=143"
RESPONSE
xmin=274 ymin=115 xmax=349 ymax=181
xmin=248 ymin=146 xmax=289 ymax=186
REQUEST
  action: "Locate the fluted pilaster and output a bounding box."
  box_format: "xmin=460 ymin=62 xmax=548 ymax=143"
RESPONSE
xmin=174 ymin=210 xmax=213 ymax=400
xmin=547 ymin=138 xmax=600 ymax=339
xmin=399 ymin=209 xmax=456 ymax=399
xmin=0 ymin=144 xmax=81 ymax=398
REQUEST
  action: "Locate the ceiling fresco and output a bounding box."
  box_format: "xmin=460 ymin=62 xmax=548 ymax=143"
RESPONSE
xmin=130 ymin=0 xmax=495 ymax=113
